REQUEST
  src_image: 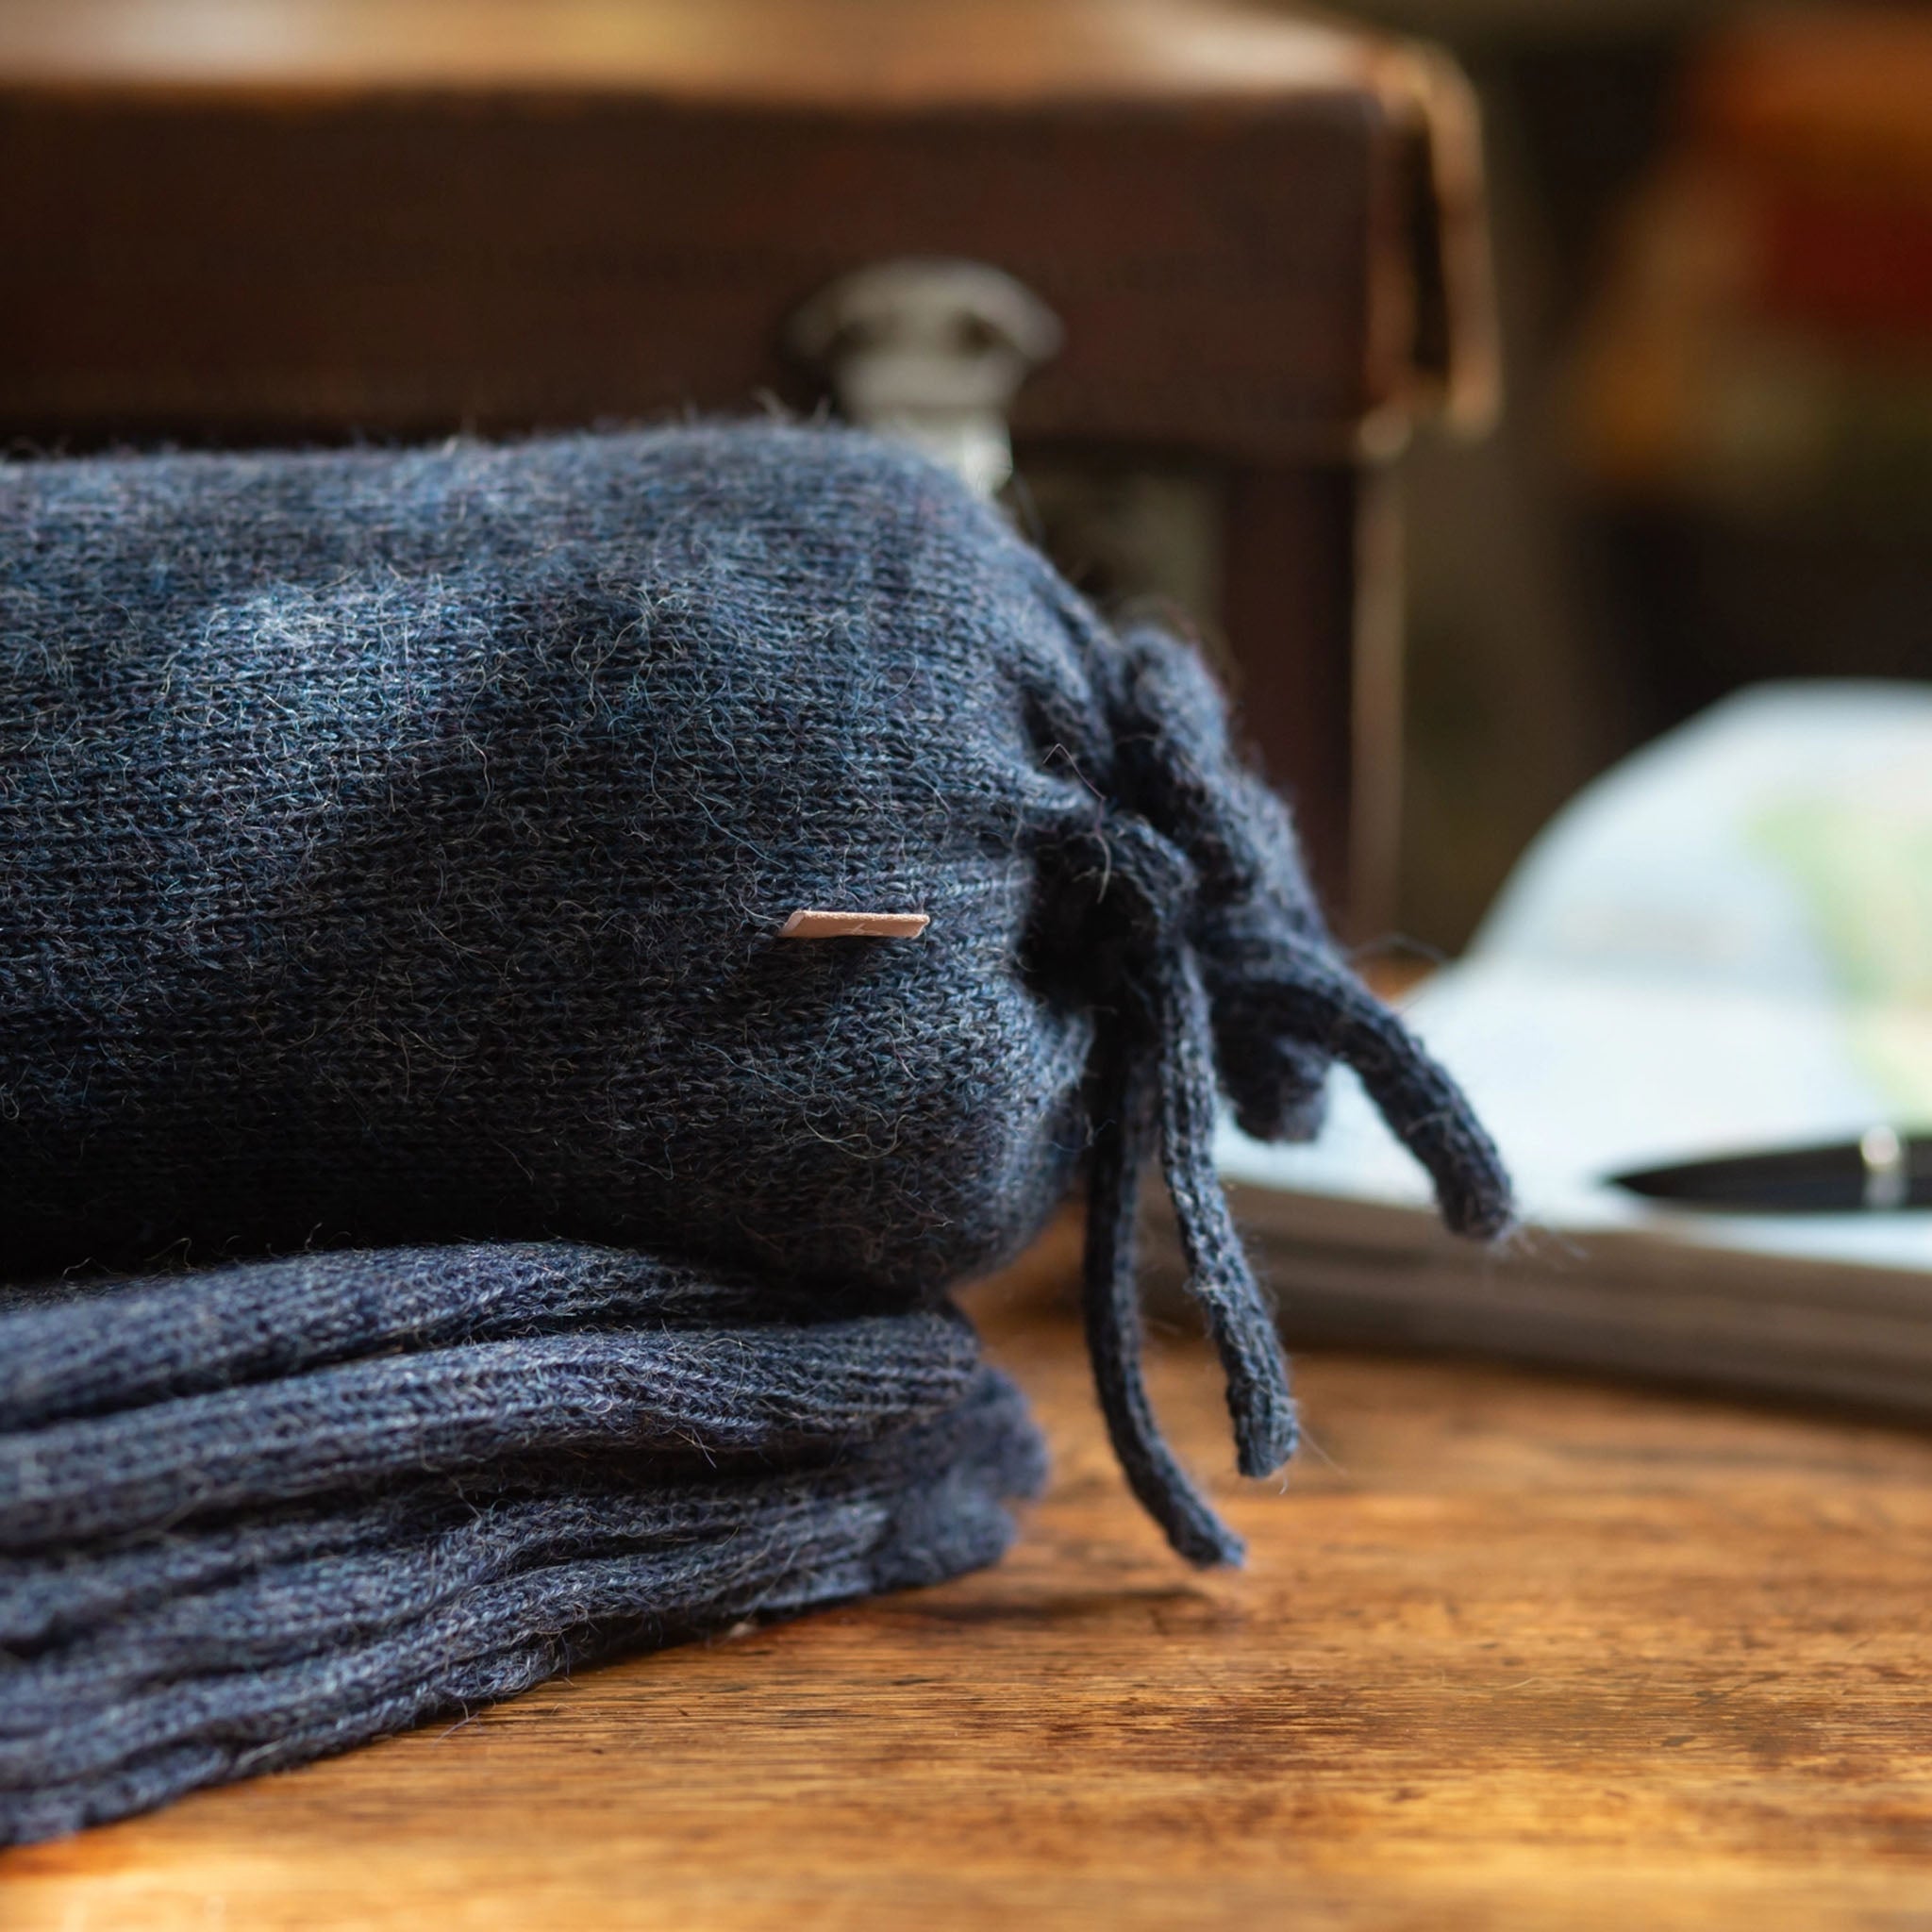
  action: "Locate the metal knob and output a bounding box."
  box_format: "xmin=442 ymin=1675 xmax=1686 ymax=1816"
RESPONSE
xmin=786 ymin=258 xmax=1062 ymax=497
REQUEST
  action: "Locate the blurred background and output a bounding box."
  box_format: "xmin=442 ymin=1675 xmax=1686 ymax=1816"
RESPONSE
xmin=1 ymin=0 xmax=1926 ymax=955
xmin=1351 ymin=0 xmax=1932 ymax=950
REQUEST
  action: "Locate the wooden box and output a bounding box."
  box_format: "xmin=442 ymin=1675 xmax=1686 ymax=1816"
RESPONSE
xmin=0 ymin=0 xmax=1495 ymax=928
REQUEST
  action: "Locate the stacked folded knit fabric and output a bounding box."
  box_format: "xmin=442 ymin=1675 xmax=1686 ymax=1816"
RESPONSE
xmin=0 ymin=1242 xmax=1043 ymax=1842
xmin=0 ymin=422 xmax=1507 ymax=1842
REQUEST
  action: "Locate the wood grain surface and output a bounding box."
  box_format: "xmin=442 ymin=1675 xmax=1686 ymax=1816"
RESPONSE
xmin=11 ymin=1225 xmax=1932 ymax=1930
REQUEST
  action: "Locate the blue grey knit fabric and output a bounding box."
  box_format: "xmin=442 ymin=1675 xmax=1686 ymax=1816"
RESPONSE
xmin=0 ymin=423 xmax=1509 ymax=1839
xmin=0 ymin=1250 xmax=982 ymax=1553
xmin=0 ymin=1241 xmax=1041 ymax=1843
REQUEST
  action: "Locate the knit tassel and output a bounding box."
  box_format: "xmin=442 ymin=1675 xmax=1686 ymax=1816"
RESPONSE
xmin=1081 ymin=1044 xmax=1246 ymax=1569
xmin=1074 ymin=627 xmax=1514 ymax=1570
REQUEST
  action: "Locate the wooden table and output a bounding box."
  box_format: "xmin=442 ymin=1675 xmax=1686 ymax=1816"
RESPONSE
xmin=12 ymin=1229 xmax=1932 ymax=1929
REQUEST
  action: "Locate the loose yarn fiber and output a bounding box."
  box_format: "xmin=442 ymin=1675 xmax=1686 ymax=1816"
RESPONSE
xmin=0 ymin=424 xmax=1508 ymax=1839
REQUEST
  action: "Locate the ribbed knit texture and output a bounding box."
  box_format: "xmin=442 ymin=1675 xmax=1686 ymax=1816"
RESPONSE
xmin=0 ymin=1243 xmax=1042 ymax=1844
xmin=0 ymin=423 xmax=1509 ymax=1840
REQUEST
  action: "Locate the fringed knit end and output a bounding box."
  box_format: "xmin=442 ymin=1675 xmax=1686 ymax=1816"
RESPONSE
xmin=1069 ymin=618 xmax=1514 ymax=1571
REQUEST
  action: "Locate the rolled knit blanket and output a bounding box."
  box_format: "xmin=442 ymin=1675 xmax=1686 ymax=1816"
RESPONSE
xmin=0 ymin=423 xmax=1509 ymax=1839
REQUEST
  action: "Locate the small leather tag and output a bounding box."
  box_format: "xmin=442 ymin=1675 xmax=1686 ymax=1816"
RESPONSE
xmin=781 ymin=909 xmax=931 ymax=941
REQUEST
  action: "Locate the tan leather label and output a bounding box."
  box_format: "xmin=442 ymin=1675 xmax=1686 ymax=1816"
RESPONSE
xmin=780 ymin=909 xmax=932 ymax=941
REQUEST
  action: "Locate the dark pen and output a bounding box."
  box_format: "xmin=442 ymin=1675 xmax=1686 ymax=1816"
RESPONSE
xmin=1610 ymin=1127 xmax=1932 ymax=1214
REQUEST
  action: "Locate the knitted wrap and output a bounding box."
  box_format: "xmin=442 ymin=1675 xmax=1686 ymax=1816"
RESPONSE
xmin=1 ymin=1243 xmax=1042 ymax=1842
xmin=0 ymin=424 xmax=1509 ymax=1836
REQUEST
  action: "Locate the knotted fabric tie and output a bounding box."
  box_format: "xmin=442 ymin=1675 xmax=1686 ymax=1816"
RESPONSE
xmin=1073 ymin=624 xmax=1514 ymax=1568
